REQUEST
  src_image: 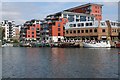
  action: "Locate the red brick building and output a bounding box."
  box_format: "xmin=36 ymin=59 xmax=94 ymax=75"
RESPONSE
xmin=20 ymin=19 xmax=41 ymax=42
xmin=41 ymin=18 xmax=68 ymax=42
xmin=65 ymin=3 xmax=103 ymax=21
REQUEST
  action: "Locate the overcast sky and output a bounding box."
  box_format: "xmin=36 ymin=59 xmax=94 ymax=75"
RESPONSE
xmin=1 ymin=1 xmax=119 ymax=24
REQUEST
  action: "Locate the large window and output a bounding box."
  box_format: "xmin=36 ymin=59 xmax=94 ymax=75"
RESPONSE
xmin=80 ymin=16 xmax=86 ymax=21
xmin=68 ymin=15 xmax=74 ymax=22
xmin=63 ymin=14 xmax=67 ymax=18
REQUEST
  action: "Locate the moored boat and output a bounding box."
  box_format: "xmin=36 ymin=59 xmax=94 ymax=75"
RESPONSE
xmin=116 ymin=42 xmax=120 ymax=48
xmin=2 ymin=43 xmax=13 ymax=47
xmin=83 ymin=40 xmax=111 ymax=48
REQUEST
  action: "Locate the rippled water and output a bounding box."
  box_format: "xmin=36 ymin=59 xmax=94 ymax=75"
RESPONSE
xmin=1 ymin=47 xmax=119 ymax=78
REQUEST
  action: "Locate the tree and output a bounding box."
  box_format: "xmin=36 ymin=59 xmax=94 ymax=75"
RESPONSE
xmin=0 ymin=27 xmax=5 ymax=41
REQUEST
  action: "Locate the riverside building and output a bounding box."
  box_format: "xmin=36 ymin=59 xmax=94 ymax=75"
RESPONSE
xmin=20 ymin=19 xmax=41 ymax=43
xmin=64 ymin=3 xmax=103 ymax=21
xmin=40 ymin=3 xmax=103 ymax=43
xmin=41 ymin=11 xmax=95 ymax=42
xmin=1 ymin=20 xmax=16 ymax=41
xmin=64 ymin=20 xmax=120 ymax=42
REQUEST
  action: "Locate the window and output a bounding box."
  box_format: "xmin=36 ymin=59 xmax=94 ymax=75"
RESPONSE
xmin=81 ymin=30 xmax=84 ymax=33
xmin=58 ymin=24 xmax=60 ymax=27
xmin=78 ymin=23 xmax=81 ymax=27
xmin=28 ymin=35 xmax=30 ymax=37
xmin=77 ymin=30 xmax=80 ymax=33
xmin=94 ymin=29 xmax=97 ymax=33
xmin=63 ymin=14 xmax=67 ymax=18
xmin=80 ymin=16 xmax=86 ymax=21
xmin=95 ymin=6 xmax=97 ymax=8
xmin=90 ymin=29 xmax=92 ymax=32
xmin=102 ymin=29 xmax=106 ymax=32
xmin=36 ymin=28 xmax=39 ymax=30
xmin=86 ymin=23 xmax=89 ymax=26
xmin=32 ymin=27 xmax=34 ymax=30
xmin=32 ymin=32 xmax=34 ymax=34
xmin=85 ymin=30 xmax=88 ymax=33
xmin=90 ymin=23 xmax=92 ymax=26
xmin=69 ymin=24 xmax=73 ymax=27
xmin=81 ymin=23 xmax=84 ymax=26
xmin=101 ymin=22 xmax=105 ymax=26
xmin=76 ymin=15 xmax=79 ymax=18
xmin=28 ymin=32 xmax=30 ymax=34
xmin=70 ymin=30 xmax=72 ymax=33
xmin=66 ymin=30 xmax=68 ymax=34
xmin=58 ymin=33 xmax=60 ymax=36
xmin=73 ymin=30 xmax=76 ymax=33
xmin=58 ymin=28 xmax=60 ymax=31
xmin=59 ymin=19 xmax=62 ymax=22
xmin=68 ymin=15 xmax=74 ymax=22
xmin=32 ymin=35 xmax=34 ymax=38
xmin=73 ymin=24 xmax=76 ymax=27
xmin=76 ymin=19 xmax=79 ymax=22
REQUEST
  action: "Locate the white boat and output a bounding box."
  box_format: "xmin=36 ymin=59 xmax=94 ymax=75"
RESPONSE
xmin=83 ymin=41 xmax=111 ymax=48
xmin=2 ymin=43 xmax=13 ymax=47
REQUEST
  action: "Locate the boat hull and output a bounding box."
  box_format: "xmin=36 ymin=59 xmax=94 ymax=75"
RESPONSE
xmin=83 ymin=42 xmax=111 ymax=48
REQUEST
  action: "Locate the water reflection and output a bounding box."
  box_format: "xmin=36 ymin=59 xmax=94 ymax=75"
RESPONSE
xmin=2 ymin=47 xmax=118 ymax=78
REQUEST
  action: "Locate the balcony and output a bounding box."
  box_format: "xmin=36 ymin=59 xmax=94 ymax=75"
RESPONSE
xmin=36 ymin=33 xmax=40 ymax=35
xmin=41 ymin=30 xmax=49 ymax=33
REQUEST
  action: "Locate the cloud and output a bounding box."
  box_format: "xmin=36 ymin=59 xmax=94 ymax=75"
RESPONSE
xmin=1 ymin=2 xmax=118 ymax=24
xmin=1 ymin=0 xmax=120 ymax=2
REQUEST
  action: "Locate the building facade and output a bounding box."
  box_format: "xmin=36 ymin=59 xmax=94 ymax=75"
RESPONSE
xmin=41 ymin=18 xmax=68 ymax=42
xmin=40 ymin=11 xmax=95 ymax=42
xmin=64 ymin=20 xmax=120 ymax=42
xmin=20 ymin=19 xmax=41 ymax=43
xmin=65 ymin=3 xmax=103 ymax=21
xmin=1 ymin=20 xmax=16 ymax=41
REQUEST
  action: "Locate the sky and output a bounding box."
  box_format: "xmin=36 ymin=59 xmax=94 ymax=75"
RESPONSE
xmin=1 ymin=1 xmax=119 ymax=24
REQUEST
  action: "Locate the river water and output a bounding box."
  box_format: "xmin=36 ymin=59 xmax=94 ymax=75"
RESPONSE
xmin=1 ymin=47 xmax=119 ymax=78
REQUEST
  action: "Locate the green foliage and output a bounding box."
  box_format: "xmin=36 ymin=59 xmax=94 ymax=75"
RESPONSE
xmin=12 ymin=39 xmax=19 ymax=43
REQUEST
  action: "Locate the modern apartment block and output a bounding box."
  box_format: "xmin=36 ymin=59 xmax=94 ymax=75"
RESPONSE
xmin=65 ymin=3 xmax=103 ymax=21
xmin=13 ymin=25 xmax=22 ymax=41
xmin=1 ymin=20 xmax=16 ymax=41
xmin=41 ymin=17 xmax=68 ymax=43
xmin=41 ymin=11 xmax=95 ymax=42
xmin=20 ymin=19 xmax=41 ymax=42
xmin=64 ymin=20 xmax=120 ymax=42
